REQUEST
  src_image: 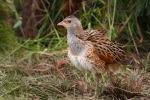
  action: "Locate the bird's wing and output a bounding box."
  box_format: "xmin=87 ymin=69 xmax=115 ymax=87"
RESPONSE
xmin=83 ymin=29 xmax=125 ymax=63
xmin=83 ymin=29 xmax=107 ymax=40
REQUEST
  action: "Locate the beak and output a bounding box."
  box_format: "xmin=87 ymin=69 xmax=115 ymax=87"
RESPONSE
xmin=57 ymin=21 xmax=65 ymax=26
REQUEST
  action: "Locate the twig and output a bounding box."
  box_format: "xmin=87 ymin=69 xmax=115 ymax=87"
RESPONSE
xmin=109 ymin=86 xmax=143 ymax=96
xmin=119 ymin=11 xmax=134 ymax=34
xmin=135 ymin=16 xmax=143 ymax=44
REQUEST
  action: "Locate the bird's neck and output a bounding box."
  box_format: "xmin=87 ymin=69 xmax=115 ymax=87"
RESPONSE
xmin=67 ymin=27 xmax=86 ymax=55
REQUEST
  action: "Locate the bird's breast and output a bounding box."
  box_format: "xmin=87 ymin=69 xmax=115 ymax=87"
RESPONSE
xmin=68 ymin=39 xmax=86 ymax=55
xmin=68 ymin=49 xmax=97 ymax=72
xmin=68 ymin=47 xmax=105 ymax=73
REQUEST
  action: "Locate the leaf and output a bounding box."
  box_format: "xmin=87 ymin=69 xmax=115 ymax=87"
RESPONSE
xmin=72 ymin=78 xmax=88 ymax=94
xmin=13 ymin=19 xmax=22 ymax=29
xmin=55 ymin=59 xmax=67 ymax=69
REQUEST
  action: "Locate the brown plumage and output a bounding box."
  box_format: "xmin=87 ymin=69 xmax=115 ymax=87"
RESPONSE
xmin=57 ymin=15 xmax=126 ymax=98
xmin=83 ymin=29 xmax=125 ymax=63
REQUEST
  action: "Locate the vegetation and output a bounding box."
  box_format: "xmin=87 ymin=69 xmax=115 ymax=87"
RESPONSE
xmin=0 ymin=2 xmax=19 ymax=54
xmin=0 ymin=0 xmax=150 ymax=100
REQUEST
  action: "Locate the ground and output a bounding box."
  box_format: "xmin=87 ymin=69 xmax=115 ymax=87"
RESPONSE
xmin=0 ymin=49 xmax=150 ymax=100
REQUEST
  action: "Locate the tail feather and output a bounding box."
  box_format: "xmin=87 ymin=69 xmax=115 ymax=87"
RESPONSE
xmin=121 ymin=54 xmax=143 ymax=66
xmin=105 ymin=63 xmax=121 ymax=72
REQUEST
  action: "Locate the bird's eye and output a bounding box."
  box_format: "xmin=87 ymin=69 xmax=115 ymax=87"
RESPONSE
xmin=68 ymin=20 xmax=71 ymax=23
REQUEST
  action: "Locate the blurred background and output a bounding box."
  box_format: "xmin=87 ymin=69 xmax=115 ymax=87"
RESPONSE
xmin=0 ymin=0 xmax=150 ymax=100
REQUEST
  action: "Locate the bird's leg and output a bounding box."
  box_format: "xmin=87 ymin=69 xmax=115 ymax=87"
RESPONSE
xmin=95 ymin=73 xmax=101 ymax=95
xmin=90 ymin=73 xmax=101 ymax=99
xmin=108 ymin=71 xmax=116 ymax=85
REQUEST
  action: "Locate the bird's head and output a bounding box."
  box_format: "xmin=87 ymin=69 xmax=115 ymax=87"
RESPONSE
xmin=57 ymin=15 xmax=82 ymax=30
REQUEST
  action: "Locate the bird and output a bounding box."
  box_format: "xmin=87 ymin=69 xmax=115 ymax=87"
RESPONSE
xmin=57 ymin=15 xmax=126 ymax=98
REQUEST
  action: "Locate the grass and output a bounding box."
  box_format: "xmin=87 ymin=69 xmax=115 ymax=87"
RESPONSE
xmin=0 ymin=50 xmax=150 ymax=100
xmin=0 ymin=0 xmax=150 ymax=99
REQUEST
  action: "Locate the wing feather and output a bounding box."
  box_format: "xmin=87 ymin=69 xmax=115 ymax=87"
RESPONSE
xmin=82 ymin=29 xmax=125 ymax=63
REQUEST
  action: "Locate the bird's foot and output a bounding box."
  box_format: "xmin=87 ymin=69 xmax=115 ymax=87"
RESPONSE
xmin=89 ymin=88 xmax=98 ymax=100
xmin=89 ymin=95 xmax=96 ymax=100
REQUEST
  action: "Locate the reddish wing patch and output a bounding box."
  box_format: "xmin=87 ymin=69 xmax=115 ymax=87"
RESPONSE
xmin=86 ymin=45 xmax=105 ymax=72
xmin=81 ymin=29 xmax=125 ymax=64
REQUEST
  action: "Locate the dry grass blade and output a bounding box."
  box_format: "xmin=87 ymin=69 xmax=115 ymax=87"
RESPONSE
xmin=104 ymin=69 xmax=145 ymax=100
xmin=119 ymin=11 xmax=134 ymax=34
xmin=135 ymin=16 xmax=143 ymax=44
